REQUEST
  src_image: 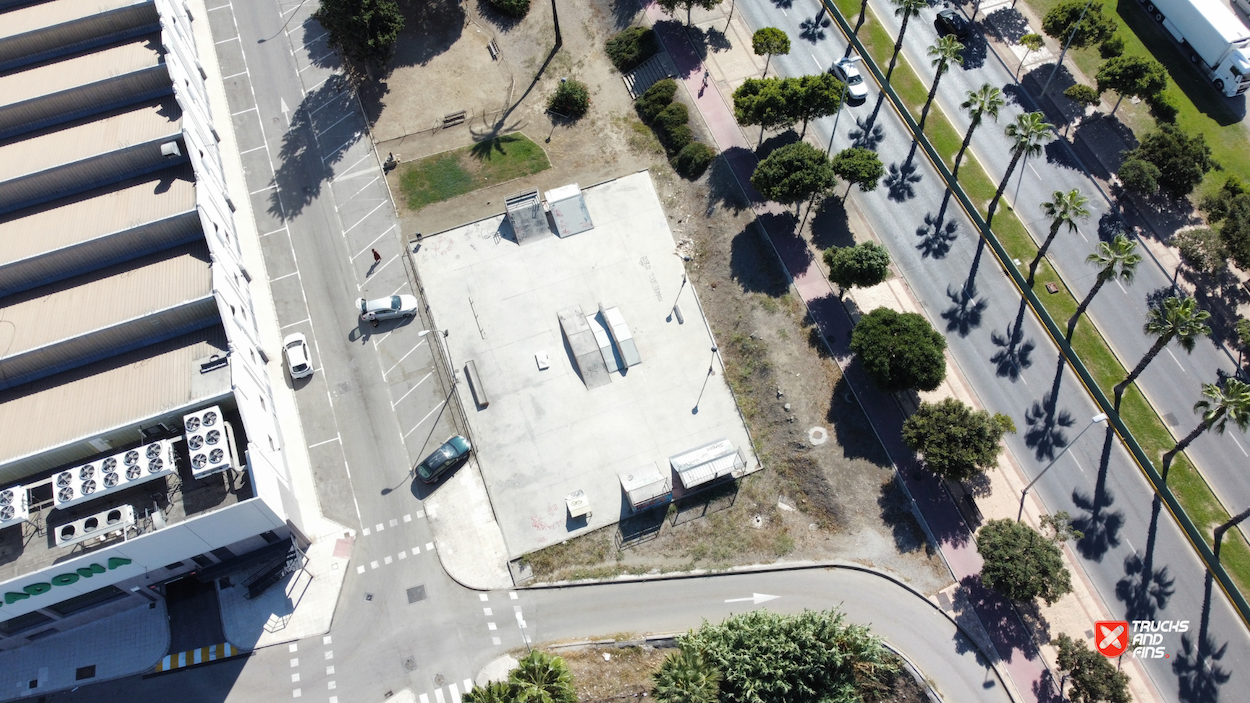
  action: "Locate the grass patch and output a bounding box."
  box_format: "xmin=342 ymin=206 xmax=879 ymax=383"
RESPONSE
xmin=1021 ymin=0 xmax=1250 ymax=200
xmin=832 ymin=0 xmax=1250 ymax=598
xmin=397 ymin=133 xmax=550 ymax=211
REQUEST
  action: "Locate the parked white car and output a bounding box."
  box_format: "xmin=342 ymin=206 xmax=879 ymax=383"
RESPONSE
xmin=357 ymin=294 xmax=418 ymax=322
xmin=283 ymin=333 xmax=314 ymax=379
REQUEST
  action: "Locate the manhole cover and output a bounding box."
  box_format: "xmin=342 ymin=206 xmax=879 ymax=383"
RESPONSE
xmin=434 ymin=674 xmax=446 ymax=686
xmin=407 ymin=585 xmax=427 ymax=603
xmin=337 ymin=381 xmax=351 ymax=395
xmin=403 ymin=657 xmax=417 ymax=671
xmin=808 ymin=427 xmax=828 ymax=445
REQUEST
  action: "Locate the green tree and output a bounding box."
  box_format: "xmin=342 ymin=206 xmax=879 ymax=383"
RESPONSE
xmin=789 ymin=73 xmax=844 ymax=137
xmin=1018 ymin=32 xmax=1045 ymax=77
xmin=1028 ymin=189 xmax=1090 ymax=283
xmin=1162 ymin=379 xmax=1250 ymax=477
xmin=850 ymin=307 xmax=947 ymax=393
xmin=902 ymin=398 xmax=1017 ymax=481
xmin=886 ymin=0 xmax=929 ymax=81
xmin=1053 ymin=633 xmax=1132 ymax=703
xmin=1199 ymin=175 xmax=1247 ymax=222
xmin=1063 ymin=83 xmax=1101 ymax=109
xmin=1203 ymin=177 xmax=1250 ymax=270
xmin=977 ymin=519 xmax=1073 ymax=605
xmin=1236 ymin=317 xmax=1250 ymax=366
xmin=1042 ymin=0 xmax=1118 ymax=49
xmin=656 ymin=0 xmax=724 ymax=26
xmin=1173 ymin=227 xmax=1225 ymax=274
xmin=830 ymin=146 xmax=884 ymax=197
xmin=1115 ymin=296 xmax=1211 ymax=400
xmin=752 ymin=27 xmax=790 ymax=78
xmin=509 ymin=651 xmax=576 ymax=703
xmin=488 ymin=0 xmax=530 ymax=18
xmin=1067 ymin=234 xmax=1141 ymax=338
xmin=1123 ymin=123 xmax=1215 ymax=198
xmin=682 ymin=609 xmax=898 ymax=703
xmin=732 ymin=78 xmax=793 ymax=133
xmin=824 ymin=241 xmax=890 ymax=297
xmin=987 ymin=112 xmax=1054 ymax=222
xmin=606 ymin=27 xmax=659 ymax=72
xmin=548 ymin=80 xmax=590 ymax=118
xmin=920 ymin=35 xmax=965 ymax=128
xmin=955 ymin=83 xmax=1004 ymax=175
xmin=313 ymin=0 xmax=405 ymax=68
xmin=1096 ymin=55 xmax=1167 ymax=113
xmin=463 ymin=681 xmax=513 ymax=703
xmin=652 ymin=648 xmax=722 ymax=703
xmin=1117 ymin=157 xmax=1160 ymax=195
xmin=750 ymin=141 xmax=835 ymax=213
xmin=1040 ymin=511 xmax=1085 ymax=543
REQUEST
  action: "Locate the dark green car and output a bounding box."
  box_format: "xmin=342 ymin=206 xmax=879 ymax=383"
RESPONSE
xmin=416 ymin=435 xmax=472 ymax=483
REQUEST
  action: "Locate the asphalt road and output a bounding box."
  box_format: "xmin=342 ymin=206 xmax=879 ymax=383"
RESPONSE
xmin=735 ymin=0 xmax=1250 ymax=700
xmin=869 ymin=0 xmax=1250 ymax=542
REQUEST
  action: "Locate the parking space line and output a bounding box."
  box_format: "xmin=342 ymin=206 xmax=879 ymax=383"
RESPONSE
xmin=385 ymin=344 xmax=427 ymax=379
xmin=238 ymin=143 xmax=267 ymax=154
xmin=231 ymin=106 xmax=257 ymax=116
xmin=342 ymin=201 xmax=385 ymax=235
xmin=332 ymin=154 xmax=372 ymax=181
xmin=310 ymin=91 xmax=348 ymax=116
xmin=251 ymin=184 xmax=277 ymax=195
xmin=370 ymin=252 xmax=400 ymax=278
xmin=322 ymin=133 xmax=361 ymax=163
xmin=270 ymin=270 xmax=300 ymax=283
xmin=391 ymin=372 xmax=433 ymax=407
xmin=345 ymin=176 xmax=381 ymax=202
xmin=281 ymin=317 xmax=311 ymax=329
xmin=352 ymin=224 xmax=396 ymax=260
xmin=308 ymin=436 xmax=341 ymax=449
xmin=222 ymin=70 xmax=249 ymax=80
xmin=261 ymin=226 xmax=289 ymax=237
xmin=403 ymin=399 xmax=447 ymax=439
xmin=390 ymin=282 xmax=408 ymax=297
xmin=317 ymin=109 xmax=355 ymax=137
xmin=215 ymin=35 xmax=240 ymax=45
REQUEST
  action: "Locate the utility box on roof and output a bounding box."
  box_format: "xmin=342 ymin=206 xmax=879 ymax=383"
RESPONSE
xmin=545 ymin=183 xmax=594 ymax=237
xmin=670 ymin=438 xmax=745 ymax=491
xmin=505 ymin=189 xmax=551 ymax=244
xmin=618 ymin=462 xmax=672 ymax=512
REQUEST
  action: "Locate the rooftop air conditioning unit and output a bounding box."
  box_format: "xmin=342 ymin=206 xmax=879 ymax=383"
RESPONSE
xmin=53 ymin=504 xmax=135 ymax=547
xmin=54 ymin=440 xmax=176 ymax=509
xmin=0 ymin=485 xmax=29 ymax=528
xmin=183 ymin=406 xmax=237 ymax=479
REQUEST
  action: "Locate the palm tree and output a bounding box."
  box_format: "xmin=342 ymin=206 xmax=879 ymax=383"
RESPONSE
xmin=1115 ymin=297 xmax=1211 ymax=401
xmin=920 ymin=35 xmax=965 ymax=129
xmin=954 ymin=83 xmax=1004 ymax=175
xmin=1161 ymin=379 xmax=1250 ymax=479
xmin=509 ymin=651 xmax=576 ymax=703
xmin=1028 ymin=189 xmax=1090 ymax=283
xmin=886 ymin=0 xmax=929 ymax=81
xmin=1067 ymin=234 xmax=1142 ymax=339
xmin=986 ymin=111 xmax=1053 ymax=223
xmin=464 ymin=681 xmax=513 ymax=703
xmin=652 ymin=648 xmax=722 ymax=703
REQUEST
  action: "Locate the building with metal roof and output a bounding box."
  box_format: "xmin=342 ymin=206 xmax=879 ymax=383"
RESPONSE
xmin=0 ymin=0 xmax=301 ymax=649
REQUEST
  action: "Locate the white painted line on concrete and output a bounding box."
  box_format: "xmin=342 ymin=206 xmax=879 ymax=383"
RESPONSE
xmin=370 ymin=561 xmax=379 ymax=569
xmin=417 ymin=510 xmax=425 ymax=518
xmin=250 ymin=183 xmax=277 ymax=195
xmin=402 ymin=398 xmax=447 ymax=438
xmin=398 ymin=550 xmax=406 ymax=560
xmin=1231 ymin=434 xmax=1248 ymax=457
xmin=464 ymin=679 xmax=473 ymax=694
xmin=403 ymin=514 xmax=412 ymax=522
xmin=343 ymin=201 xmax=386 ymax=235
xmin=324 ymin=636 xmax=332 ymax=645
xmin=325 ymin=651 xmax=333 ymax=660
xmin=290 ymin=658 xmax=299 ymax=667
xmin=450 ymin=683 xmax=461 ymax=703
xmin=323 ymin=133 xmax=362 ymax=163
xmin=318 ymin=109 xmax=355 ymax=137
xmin=1166 ymin=348 xmax=1186 ymax=371
xmin=420 ymin=695 xmax=430 ymax=703
xmin=289 ymin=643 xmax=298 ymax=652
xmin=435 ymin=688 xmax=445 ymax=703
xmin=270 ymin=270 xmax=299 ymax=283
xmin=215 ymin=35 xmax=240 ymax=45
xmin=390 ymin=518 xmax=398 ymax=527
xmin=369 ymin=252 xmax=401 ymax=279
xmin=411 ymin=546 xmax=420 ymax=555
xmin=326 ymin=664 xmax=335 ymax=674
xmin=426 ymin=542 xmax=434 ymax=551
xmin=509 ymin=591 xmax=518 ymax=600
xmin=307 ymin=436 xmax=341 ymax=449
xmin=479 ymin=593 xmax=489 ymax=602
xmin=390 ymin=282 xmax=408 ymax=297
xmin=385 ymin=344 xmax=427 ymax=379
xmin=384 ymin=556 xmax=392 ymax=565
xmin=332 ymin=154 xmax=372 ymax=181
xmin=328 ymin=682 xmax=337 ymax=690
xmin=291 ymin=674 xmax=300 ymax=682
xmin=487 ymin=622 xmax=497 ymax=631
xmin=356 ymin=565 xmax=365 ymax=574
xmin=231 ymin=105 xmax=256 ymax=116
xmin=292 ymin=690 xmax=301 ymax=699
xmin=345 ymin=176 xmax=382 ymax=202
xmin=353 ymin=224 xmax=397 ymax=261
xmin=492 ymin=637 xmax=501 ymax=645
xmin=483 ymin=607 xmax=492 ymax=616
xmin=376 ymin=523 xmax=384 ymax=532
xmin=281 ymin=317 xmax=311 ymax=330
xmin=261 ymin=226 xmax=289 ymax=237
xmin=362 ymin=527 xmax=370 ymax=536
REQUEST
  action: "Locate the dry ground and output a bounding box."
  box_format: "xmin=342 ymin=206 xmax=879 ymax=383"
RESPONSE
xmin=370 ymin=0 xmax=951 ymax=595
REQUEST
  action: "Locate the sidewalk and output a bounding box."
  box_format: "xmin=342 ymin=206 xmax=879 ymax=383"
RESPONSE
xmin=642 ymin=4 xmax=1154 ymax=702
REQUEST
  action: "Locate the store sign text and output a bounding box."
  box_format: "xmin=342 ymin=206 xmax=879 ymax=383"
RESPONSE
xmin=1 ymin=557 xmax=133 ymax=607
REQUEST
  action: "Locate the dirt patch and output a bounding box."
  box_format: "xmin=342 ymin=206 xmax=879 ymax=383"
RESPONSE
xmin=378 ymin=0 xmax=951 ymax=595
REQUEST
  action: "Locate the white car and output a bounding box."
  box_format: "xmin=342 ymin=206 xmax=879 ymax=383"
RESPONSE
xmin=283 ymin=333 xmax=314 ymax=379
xmin=831 ymin=58 xmax=868 ymax=103
xmin=357 ymin=294 xmax=418 ymax=322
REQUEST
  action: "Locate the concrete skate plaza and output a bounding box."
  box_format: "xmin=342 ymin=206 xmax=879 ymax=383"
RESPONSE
xmin=415 ymin=172 xmax=757 ymax=557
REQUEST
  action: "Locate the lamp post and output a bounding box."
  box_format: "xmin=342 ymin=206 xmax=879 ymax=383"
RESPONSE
xmin=1040 ymin=0 xmax=1095 ymax=96
xmin=1018 ymin=413 xmax=1107 ymax=520
xmin=692 ymin=346 xmax=720 ymax=414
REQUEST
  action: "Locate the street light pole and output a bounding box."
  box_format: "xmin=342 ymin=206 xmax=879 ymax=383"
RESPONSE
xmin=1018 ymin=413 xmax=1107 ymax=521
xmin=1040 ymin=0 xmax=1094 ymax=96
xmin=826 ymin=56 xmax=863 ymax=156
xmin=692 ymin=346 xmax=720 ymax=413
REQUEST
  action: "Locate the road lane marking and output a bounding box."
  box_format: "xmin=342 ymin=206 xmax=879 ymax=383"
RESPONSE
xmin=290 ymin=658 xmax=299 ymax=667
xmin=483 ymin=608 xmax=492 ymax=616
xmin=1166 ymin=348 xmax=1186 ymax=371
xmin=357 ymin=565 xmax=365 ymax=574
xmin=308 ymin=436 xmax=341 ymax=449
xmin=332 ymin=154 xmax=372 ymax=181
xmin=281 ymin=317 xmax=312 ymax=330
xmin=376 ymin=523 xmax=384 ymax=532
xmin=426 ymin=542 xmax=434 ymax=550
xmin=435 ymin=689 xmax=445 ymax=703
xmin=270 ymin=270 xmax=299 ymax=283
xmin=1231 ymin=434 xmax=1248 ymax=457
xmin=370 ymin=561 xmax=379 ymax=569
xmin=352 ymin=225 xmax=395 ymax=262
xmin=291 ymin=674 xmax=300 ymax=682
xmin=398 ymin=551 xmax=406 ymax=560
xmin=487 ymin=622 xmax=497 ymax=630
xmin=404 ymin=514 xmax=412 ymax=522
xmin=370 ymin=252 xmax=401 ymax=279
xmin=479 ymin=594 xmax=489 ymax=601
xmin=384 ymin=556 xmax=392 ymax=564
xmin=362 ymin=527 xmax=370 ymax=535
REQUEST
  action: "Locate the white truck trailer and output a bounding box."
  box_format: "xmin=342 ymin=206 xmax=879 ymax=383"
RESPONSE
xmin=1142 ymin=0 xmax=1250 ymax=96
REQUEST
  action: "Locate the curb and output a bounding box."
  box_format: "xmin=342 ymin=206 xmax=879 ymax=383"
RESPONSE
xmin=146 ymin=643 xmax=246 ymax=676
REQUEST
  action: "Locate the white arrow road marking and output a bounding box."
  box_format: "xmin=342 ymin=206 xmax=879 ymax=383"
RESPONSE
xmin=724 ymin=593 xmax=780 ymax=605
xmin=1099 ymin=624 xmax=1125 ymax=650
xmin=280 ymin=97 xmax=290 ymax=125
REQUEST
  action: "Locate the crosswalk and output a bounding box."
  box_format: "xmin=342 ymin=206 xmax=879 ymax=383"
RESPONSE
xmin=419 ymin=678 xmax=475 ymax=703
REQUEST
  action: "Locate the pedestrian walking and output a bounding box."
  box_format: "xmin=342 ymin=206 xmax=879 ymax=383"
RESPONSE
xmin=702 ymin=70 xmax=710 ymax=87
xmin=372 ymin=248 xmax=381 ymax=264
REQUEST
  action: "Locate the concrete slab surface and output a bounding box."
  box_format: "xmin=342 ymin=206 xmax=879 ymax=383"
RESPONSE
xmin=415 ymin=171 xmax=758 ymax=557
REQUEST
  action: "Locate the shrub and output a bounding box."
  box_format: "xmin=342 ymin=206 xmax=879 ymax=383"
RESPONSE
xmin=488 ymin=0 xmax=530 ymax=18
xmin=1146 ymin=89 xmax=1180 ymax=122
xmin=673 ymin=142 xmax=715 ymax=179
xmin=660 ymin=124 xmax=693 ymax=154
xmin=313 ymin=0 xmax=405 ymax=67
xmin=636 ymin=79 xmax=677 ymax=122
xmin=1174 ymin=227 xmax=1225 ymax=274
xmin=1118 ymin=157 xmax=1160 ymax=194
xmin=548 ymin=79 xmax=590 ymax=118
xmin=1099 ymin=33 xmax=1124 ymax=58
xmin=1127 ymin=123 xmax=1215 ymax=198
xmin=849 ymin=307 xmax=947 ymax=393
xmin=1063 ymin=83 xmax=1101 ymax=109
xmin=654 ymin=102 xmax=689 ymax=134
xmin=606 ymin=26 xmax=658 ymax=72
xmin=824 ymin=241 xmax=890 ymax=296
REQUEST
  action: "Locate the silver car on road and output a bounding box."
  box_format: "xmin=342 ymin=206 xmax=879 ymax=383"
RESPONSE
xmin=357 ymin=294 xmax=418 ymax=322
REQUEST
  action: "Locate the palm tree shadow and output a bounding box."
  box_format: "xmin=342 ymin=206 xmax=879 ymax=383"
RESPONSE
xmin=915 ymin=189 xmax=959 ymax=259
xmin=990 ymin=299 xmax=1035 ymax=380
xmin=884 ymin=140 xmax=923 ymax=202
xmin=1071 ymin=426 xmax=1124 ymax=561
xmin=1173 ymin=573 xmax=1232 ymax=703
xmin=941 ymin=281 xmax=989 ymax=337
xmin=849 ymin=93 xmax=888 ymax=150
xmin=1023 ymin=358 xmax=1075 ymax=461
xmin=1115 ymin=496 xmax=1175 ymax=621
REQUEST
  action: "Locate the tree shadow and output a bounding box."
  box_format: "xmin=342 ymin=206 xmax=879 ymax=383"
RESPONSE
xmin=799 ymin=12 xmax=832 ymax=43
xmin=1069 ymin=113 xmax=1137 ymax=181
xmin=1042 ymin=139 xmax=1081 ymax=171
xmin=828 ymin=376 xmax=895 ymax=465
xmin=942 ymin=281 xmax=989 ymax=337
xmin=1071 ymin=426 xmax=1125 ymax=561
xmin=1097 ymin=210 xmax=1128 ymax=242
xmin=772 ymin=0 xmax=795 ymax=8
xmin=729 ymin=223 xmax=791 ymax=296
xmin=756 ymin=129 xmax=802 ymax=159
xmin=849 ymin=93 xmax=888 ymax=150
xmin=1185 ymin=267 xmax=1250 ymax=351
xmin=956 ymin=26 xmax=989 ymax=70
xmin=878 ymin=475 xmax=937 ymax=555
xmin=686 ymin=24 xmax=733 ymax=60
xmin=1023 ymin=359 xmax=1075 ymax=461
xmin=809 ymin=195 xmax=855 ymax=250
xmin=983 ymin=7 xmax=1029 ymax=43
xmin=608 ymin=0 xmax=645 ymax=30
xmin=270 ymin=77 xmax=362 ymax=220
xmin=884 ymin=139 xmax=923 ymax=202
xmin=472 ymin=0 xmax=525 ymax=30
xmin=916 ymin=189 xmax=961 ymax=259
xmin=354 ymin=0 xmax=465 ymax=123
xmin=1115 ymin=494 xmax=1175 ymax=621
xmin=706 ymin=150 xmax=750 ymax=214
xmin=956 ymin=574 xmax=1040 ymax=665
xmin=990 ymin=298 xmax=1036 ymax=381
xmin=1173 ymin=572 xmax=1232 ymax=703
